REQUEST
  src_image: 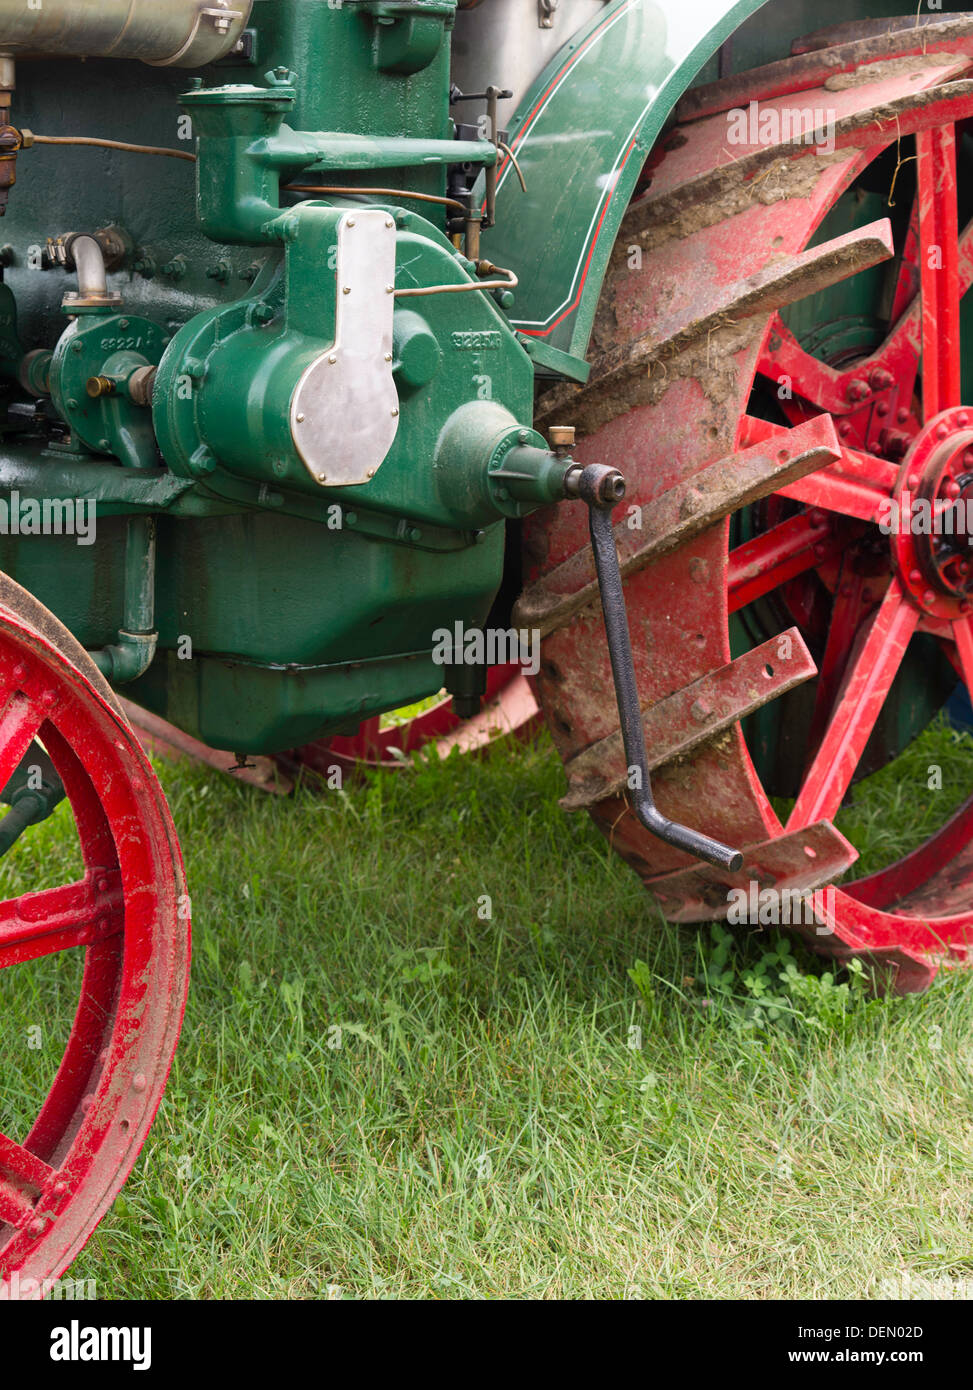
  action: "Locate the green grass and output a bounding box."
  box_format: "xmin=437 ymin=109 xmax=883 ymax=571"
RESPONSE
xmin=4 ymin=722 xmax=973 ymax=1299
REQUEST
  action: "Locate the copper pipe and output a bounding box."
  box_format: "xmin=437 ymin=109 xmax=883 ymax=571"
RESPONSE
xmin=28 ymin=133 xmax=196 ymax=162
xmin=285 ymin=183 xmax=467 ymax=214
xmin=395 ymin=262 xmax=518 ymax=298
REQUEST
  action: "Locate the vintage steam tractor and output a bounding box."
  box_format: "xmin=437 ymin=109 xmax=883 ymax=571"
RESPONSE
xmin=2 ymin=0 xmax=973 ymax=1290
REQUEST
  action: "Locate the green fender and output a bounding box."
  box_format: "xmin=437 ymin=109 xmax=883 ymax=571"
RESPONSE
xmin=482 ymin=0 xmax=771 ymax=364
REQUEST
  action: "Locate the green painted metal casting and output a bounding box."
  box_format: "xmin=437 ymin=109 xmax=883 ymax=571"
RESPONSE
xmin=0 ymin=0 xmax=911 ymax=753
xmin=0 ymin=1 xmax=562 ymax=750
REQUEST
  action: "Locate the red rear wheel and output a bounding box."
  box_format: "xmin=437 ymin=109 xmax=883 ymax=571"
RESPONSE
xmin=521 ymin=19 xmax=973 ymax=991
xmin=291 ymin=662 xmax=540 ymax=773
xmin=0 ymin=574 xmax=189 ymax=1293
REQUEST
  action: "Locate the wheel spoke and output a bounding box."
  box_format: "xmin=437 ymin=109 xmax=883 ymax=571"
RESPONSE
xmin=775 ymin=446 xmax=898 ymax=523
xmin=740 ymin=417 xmax=898 ymax=524
xmin=757 ymin=315 xmax=847 ymax=414
xmin=759 ymin=208 xmax=973 ymax=432
xmin=0 ymin=690 xmax=47 ymax=796
xmin=728 ymin=513 xmax=846 ymax=612
xmin=917 ymin=124 xmax=961 ymax=417
xmin=950 ymin=613 xmax=973 ymax=694
xmin=803 ymin=567 xmax=872 ymax=767
xmin=787 ymin=579 xmax=918 ymax=829
xmin=0 ymin=876 xmax=121 ymax=970
xmin=0 ymin=1133 xmax=54 ymax=1228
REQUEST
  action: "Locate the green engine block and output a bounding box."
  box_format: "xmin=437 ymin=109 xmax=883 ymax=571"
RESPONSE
xmin=0 ymin=0 xmax=565 ymax=752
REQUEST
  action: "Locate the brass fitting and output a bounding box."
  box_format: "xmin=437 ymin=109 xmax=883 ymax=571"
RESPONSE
xmin=549 ymin=425 xmax=576 ymax=459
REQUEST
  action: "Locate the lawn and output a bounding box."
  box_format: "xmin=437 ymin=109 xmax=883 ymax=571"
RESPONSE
xmin=3 ymin=721 xmax=973 ymax=1300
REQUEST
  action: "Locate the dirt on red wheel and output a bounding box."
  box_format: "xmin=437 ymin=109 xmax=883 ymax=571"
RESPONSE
xmin=519 ymin=18 xmax=973 ymax=992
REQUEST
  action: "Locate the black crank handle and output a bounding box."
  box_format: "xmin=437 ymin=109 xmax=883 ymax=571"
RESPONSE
xmin=574 ymin=465 xmax=744 ymax=875
xmin=634 ymin=800 xmax=743 ymax=873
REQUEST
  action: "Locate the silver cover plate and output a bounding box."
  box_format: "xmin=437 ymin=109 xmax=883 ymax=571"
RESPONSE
xmin=290 ymin=211 xmax=400 ymax=488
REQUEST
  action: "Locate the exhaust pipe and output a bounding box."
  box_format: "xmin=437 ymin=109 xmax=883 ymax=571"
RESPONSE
xmin=0 ymin=0 xmax=253 ymax=68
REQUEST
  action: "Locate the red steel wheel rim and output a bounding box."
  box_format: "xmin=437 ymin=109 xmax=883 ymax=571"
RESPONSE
xmin=0 ymin=580 xmax=189 ymax=1293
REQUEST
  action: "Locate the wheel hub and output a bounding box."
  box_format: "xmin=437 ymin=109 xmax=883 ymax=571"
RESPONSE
xmin=893 ymin=407 xmax=973 ymax=617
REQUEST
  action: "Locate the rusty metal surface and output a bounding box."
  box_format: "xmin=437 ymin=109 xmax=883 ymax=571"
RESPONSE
xmin=560 ymin=626 xmax=817 ymax=809
xmin=517 ymin=415 xmax=840 ymax=636
xmin=536 ymin=223 xmax=894 ymax=435
xmin=632 ymin=60 xmax=973 ymax=232
xmin=646 ymin=819 xmax=859 ymax=922
xmin=790 ymin=14 xmax=951 ymax=56
xmin=677 ymin=16 xmax=973 ymax=122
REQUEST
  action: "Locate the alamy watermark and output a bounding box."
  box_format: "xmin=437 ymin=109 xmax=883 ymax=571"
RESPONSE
xmin=431 ymin=622 xmax=540 ymax=677
xmin=0 ymin=1271 xmax=96 ymax=1301
xmin=874 ymin=1272 xmax=973 ymax=1301
xmin=727 ymin=100 xmax=837 ymax=156
xmin=878 ymin=490 xmax=973 ymax=539
xmin=0 ymin=491 xmax=96 ymax=546
xmin=727 ymin=881 xmax=835 ymax=935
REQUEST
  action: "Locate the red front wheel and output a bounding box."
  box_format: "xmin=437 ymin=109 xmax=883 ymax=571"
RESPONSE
xmin=0 ymin=574 xmax=189 ymax=1294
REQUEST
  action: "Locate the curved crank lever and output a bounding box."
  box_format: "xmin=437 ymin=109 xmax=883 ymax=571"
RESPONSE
xmin=566 ymin=461 xmax=744 ymax=873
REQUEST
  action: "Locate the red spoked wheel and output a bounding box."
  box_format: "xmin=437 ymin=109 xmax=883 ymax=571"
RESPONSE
xmin=520 ymin=17 xmax=973 ymax=991
xmin=290 ymin=662 xmax=540 ymax=774
xmin=0 ymin=574 xmax=189 ymax=1293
